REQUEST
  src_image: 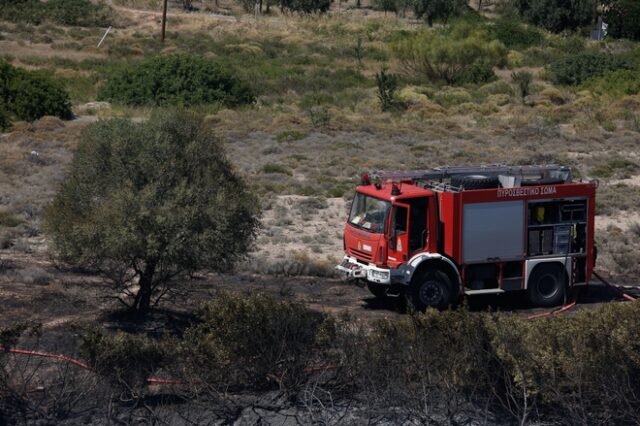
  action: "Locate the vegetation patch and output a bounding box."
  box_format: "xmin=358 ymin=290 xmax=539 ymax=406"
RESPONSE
xmin=262 ymin=163 xmax=293 ymax=175
xmin=0 ymin=0 xmax=111 ymax=26
xmin=583 ymin=69 xmax=640 ymax=97
xmin=591 ymin=158 xmax=639 ymax=179
xmin=98 ymin=54 xmax=255 ymax=108
xmin=32 ymin=295 xmax=640 ymax=425
xmin=276 ymin=130 xmax=307 ymax=143
xmin=44 ymin=110 xmax=260 ymax=315
xmin=0 ymin=60 xmax=72 ymax=128
xmin=492 ymin=17 xmax=543 ymax=49
xmin=392 ymin=21 xmax=506 ymax=85
xmin=549 ymin=52 xmax=632 ymax=86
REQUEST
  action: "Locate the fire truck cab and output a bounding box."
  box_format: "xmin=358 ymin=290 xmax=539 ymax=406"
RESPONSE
xmin=336 ymin=164 xmax=597 ymax=310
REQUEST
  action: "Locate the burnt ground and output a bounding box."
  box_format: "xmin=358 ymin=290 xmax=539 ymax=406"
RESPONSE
xmin=1 ymin=245 xmax=637 ymax=425
xmin=0 ymin=244 xmax=632 ymax=350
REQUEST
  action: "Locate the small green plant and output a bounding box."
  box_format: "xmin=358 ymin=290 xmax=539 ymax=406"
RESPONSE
xmin=354 ymin=36 xmax=364 ymax=68
xmin=262 ymin=163 xmax=293 ymax=175
xmin=511 ymin=70 xmax=533 ymax=104
xmin=375 ymin=68 xmax=402 ymax=112
xmin=306 ymin=105 xmax=330 ymax=128
xmin=276 ymin=130 xmax=307 ymax=143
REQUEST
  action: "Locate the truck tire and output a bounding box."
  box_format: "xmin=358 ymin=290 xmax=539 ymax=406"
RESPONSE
xmin=410 ymin=269 xmax=452 ymax=311
xmin=527 ymin=263 xmax=566 ymax=307
xmin=367 ymin=282 xmax=388 ymax=298
xmin=450 ymin=174 xmax=500 ymax=190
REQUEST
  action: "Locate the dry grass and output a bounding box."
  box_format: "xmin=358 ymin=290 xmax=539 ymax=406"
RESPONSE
xmin=1 ymin=2 xmax=640 ymax=280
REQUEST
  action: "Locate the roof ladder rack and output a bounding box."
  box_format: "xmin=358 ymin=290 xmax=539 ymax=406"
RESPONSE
xmin=371 ymin=164 xmax=572 ymax=183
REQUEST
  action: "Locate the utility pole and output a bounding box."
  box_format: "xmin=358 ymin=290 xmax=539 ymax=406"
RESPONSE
xmin=161 ymin=0 xmax=168 ymax=42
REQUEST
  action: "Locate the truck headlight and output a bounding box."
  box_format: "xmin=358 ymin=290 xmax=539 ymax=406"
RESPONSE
xmin=369 ymin=269 xmax=390 ymax=281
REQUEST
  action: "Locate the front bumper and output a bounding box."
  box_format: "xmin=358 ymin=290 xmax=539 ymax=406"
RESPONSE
xmin=335 ymin=256 xmax=391 ymax=284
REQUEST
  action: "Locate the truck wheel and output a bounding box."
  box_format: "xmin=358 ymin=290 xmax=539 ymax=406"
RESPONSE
xmin=410 ymin=270 xmax=452 ymax=311
xmin=528 ymin=263 xmax=566 ymax=307
xmin=367 ymin=282 xmax=388 ymax=298
xmin=450 ymin=174 xmax=500 ymax=190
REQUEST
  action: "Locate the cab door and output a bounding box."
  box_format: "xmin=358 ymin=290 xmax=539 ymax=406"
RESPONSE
xmin=388 ymin=202 xmax=410 ymax=264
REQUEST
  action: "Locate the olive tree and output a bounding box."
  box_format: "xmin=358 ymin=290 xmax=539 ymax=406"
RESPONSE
xmin=45 ymin=110 xmax=260 ymax=315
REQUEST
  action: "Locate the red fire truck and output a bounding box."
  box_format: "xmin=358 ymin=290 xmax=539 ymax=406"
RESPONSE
xmin=336 ymin=165 xmax=597 ymax=310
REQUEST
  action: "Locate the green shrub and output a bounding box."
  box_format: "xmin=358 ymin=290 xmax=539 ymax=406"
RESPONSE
xmin=511 ymin=70 xmax=533 ymax=103
xmin=550 ymin=34 xmax=586 ymax=54
xmin=493 ymin=17 xmax=543 ymax=49
xmin=0 ymin=60 xmax=72 ymax=123
xmin=0 ymin=0 xmax=111 ymax=26
xmin=80 ymin=328 xmax=167 ymax=393
xmin=457 ymin=60 xmax=497 ymax=84
xmin=583 ymin=69 xmax=640 ymax=97
xmin=45 ymin=0 xmax=111 ymax=26
xmin=375 ymin=68 xmax=404 ymax=111
xmin=549 ymin=52 xmax=632 ymax=86
xmin=0 ymin=0 xmax=46 ymax=24
xmin=392 ymin=23 xmax=506 ymax=85
xmin=9 ymin=70 xmax=73 ymax=121
xmin=181 ymin=293 xmax=328 ymax=390
xmin=262 ymin=163 xmax=292 ymax=175
xmin=98 ymin=54 xmax=255 ymax=107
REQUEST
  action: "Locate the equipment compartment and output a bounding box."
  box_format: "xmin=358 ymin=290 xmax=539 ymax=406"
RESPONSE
xmin=527 ymin=200 xmax=587 ymax=256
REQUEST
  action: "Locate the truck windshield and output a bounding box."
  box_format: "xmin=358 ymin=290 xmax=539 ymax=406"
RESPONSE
xmin=348 ymin=192 xmax=390 ymax=234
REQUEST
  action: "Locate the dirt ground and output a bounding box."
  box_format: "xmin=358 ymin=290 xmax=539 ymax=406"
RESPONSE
xmin=0 ymin=116 xmax=637 ymax=341
xmin=0 ymin=235 xmax=633 ymax=341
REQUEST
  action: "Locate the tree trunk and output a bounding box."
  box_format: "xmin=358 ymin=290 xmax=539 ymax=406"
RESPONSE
xmin=136 ymin=262 xmax=156 ymax=316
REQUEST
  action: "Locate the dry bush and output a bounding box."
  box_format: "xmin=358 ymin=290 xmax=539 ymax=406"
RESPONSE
xmin=178 ymin=292 xmax=329 ymax=392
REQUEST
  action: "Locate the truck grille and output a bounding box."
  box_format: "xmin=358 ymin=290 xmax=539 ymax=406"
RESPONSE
xmin=351 ymin=248 xmax=372 ymax=262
